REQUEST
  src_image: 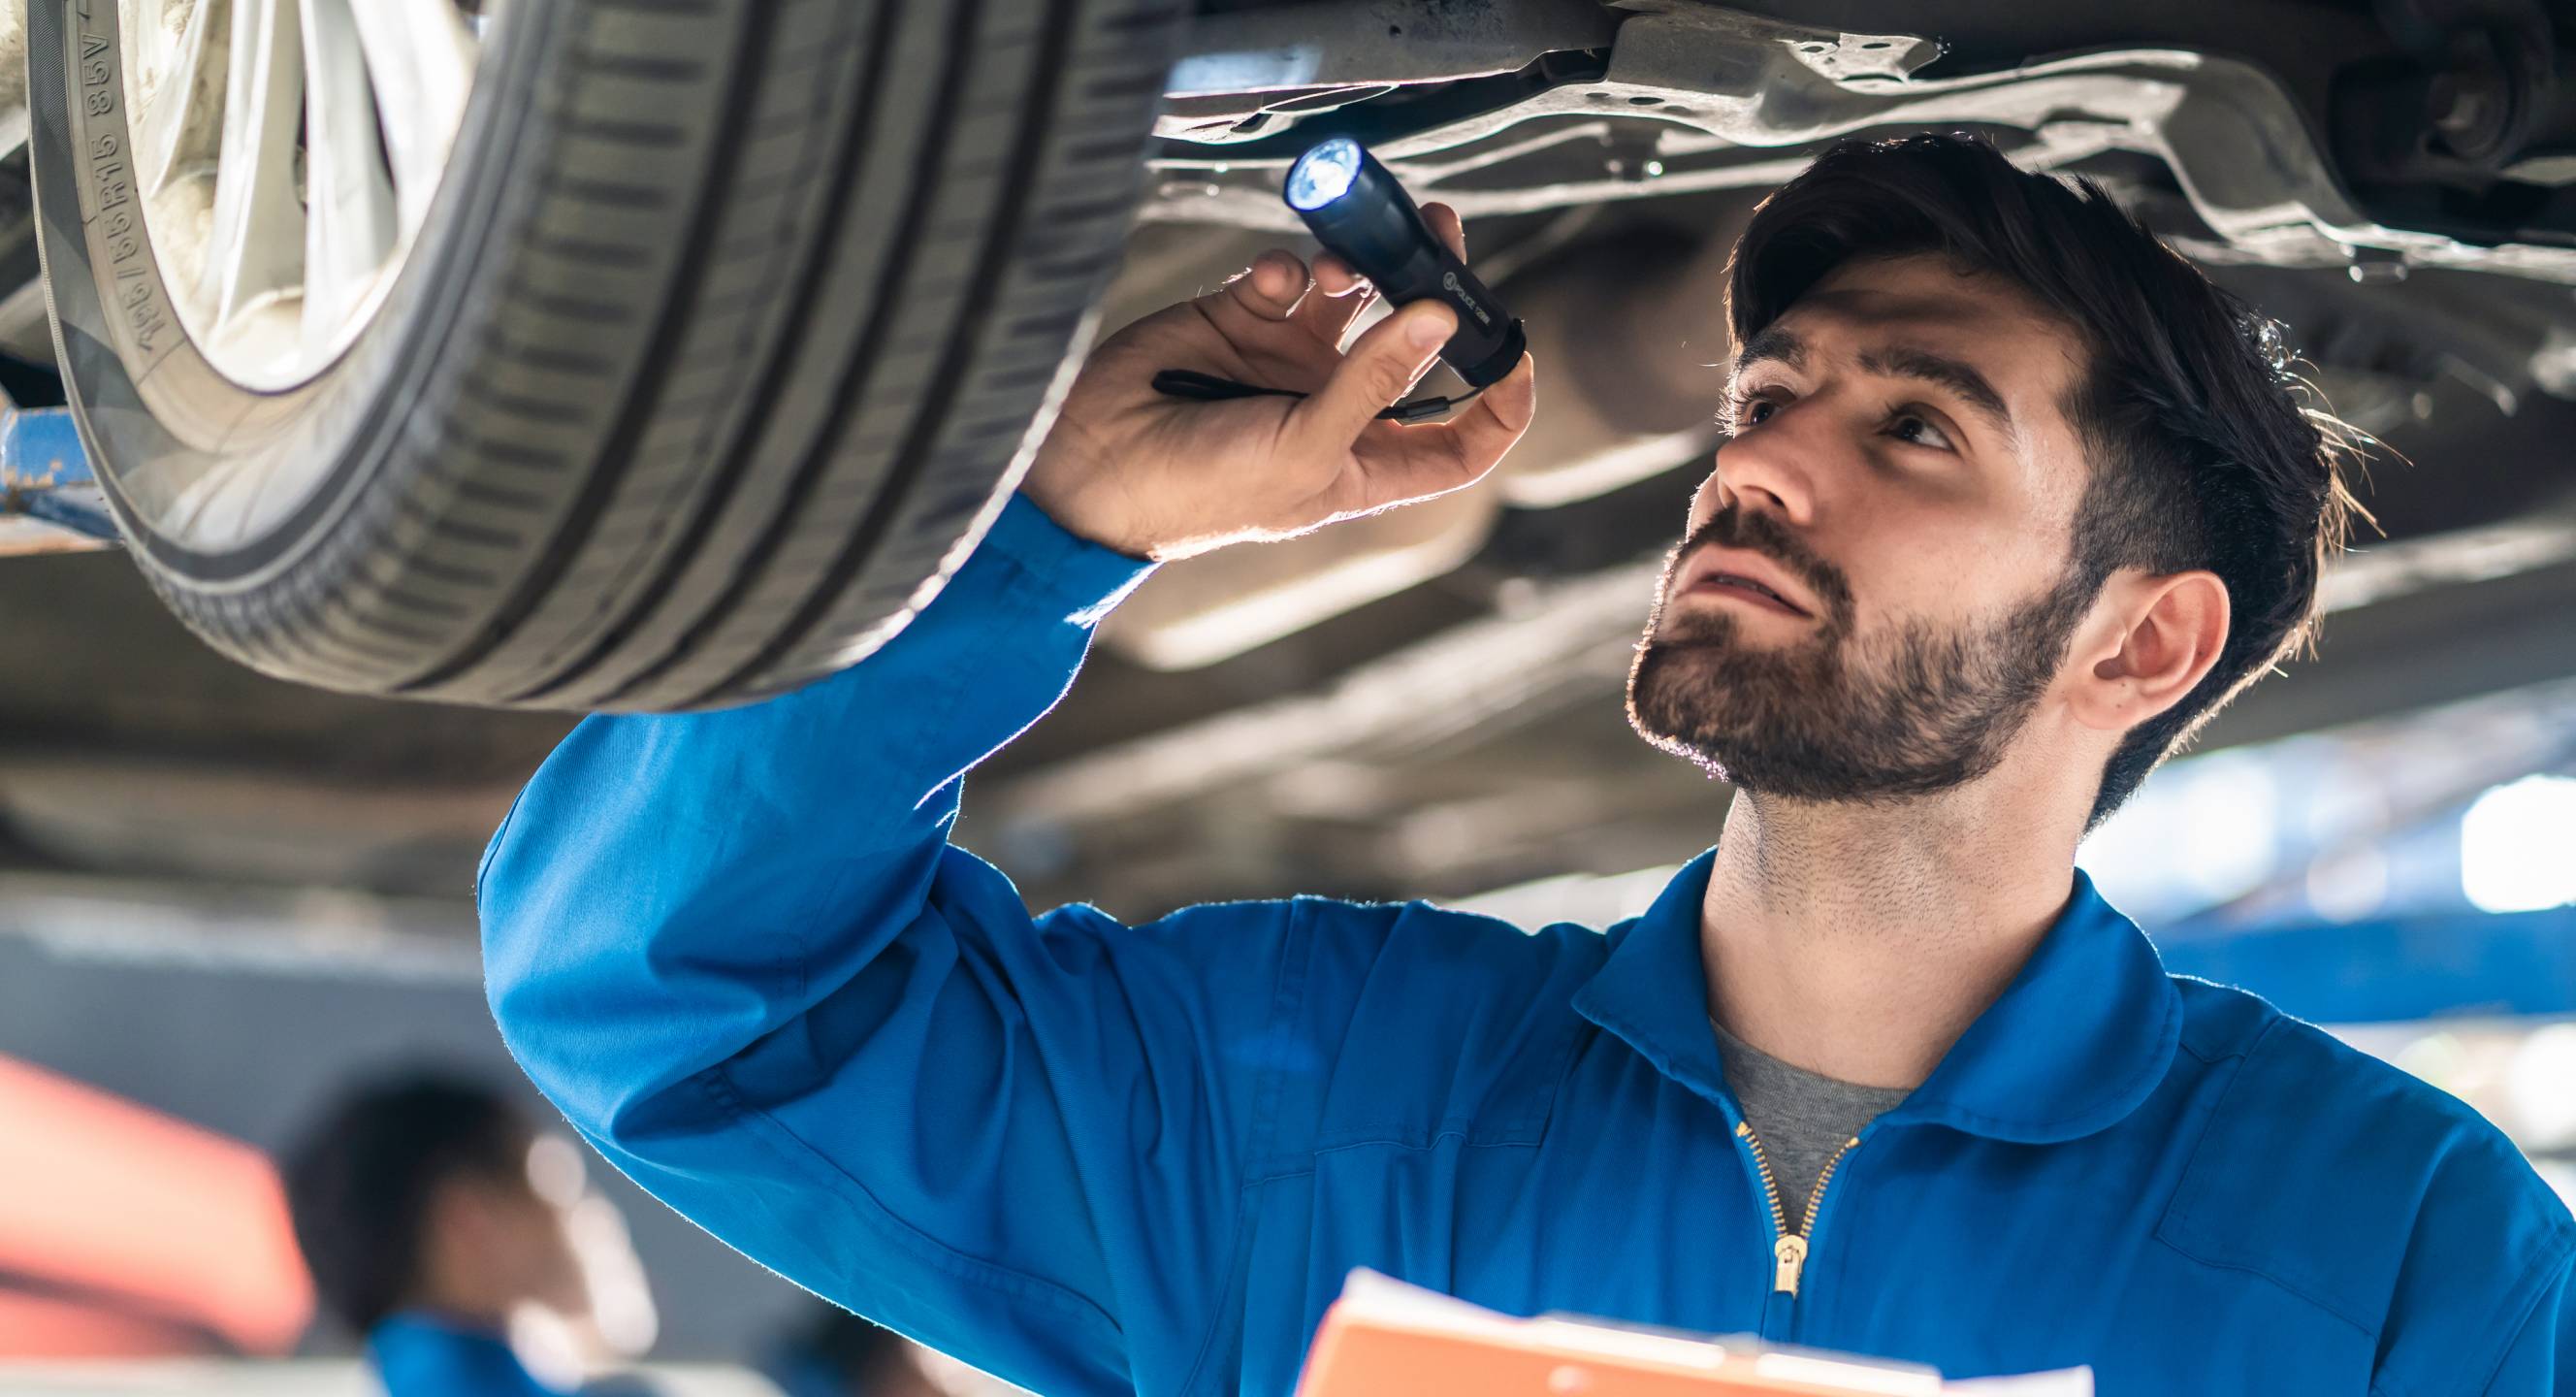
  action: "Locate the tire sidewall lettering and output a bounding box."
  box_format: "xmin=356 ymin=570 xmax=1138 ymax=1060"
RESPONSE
xmin=39 ymin=0 xmax=376 ymax=581
xmin=64 ymin=5 xmax=182 ymax=383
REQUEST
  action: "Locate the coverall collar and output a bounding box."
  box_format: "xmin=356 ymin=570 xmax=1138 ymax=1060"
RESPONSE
xmin=1570 ymin=848 xmax=2182 ymax=1144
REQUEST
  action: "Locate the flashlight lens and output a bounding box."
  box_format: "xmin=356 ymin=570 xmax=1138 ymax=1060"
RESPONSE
xmin=1286 ymin=138 xmax=1364 ymax=211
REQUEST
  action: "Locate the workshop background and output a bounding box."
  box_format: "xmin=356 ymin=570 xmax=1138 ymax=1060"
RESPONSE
xmin=4 ymin=0 xmax=2576 ymax=1389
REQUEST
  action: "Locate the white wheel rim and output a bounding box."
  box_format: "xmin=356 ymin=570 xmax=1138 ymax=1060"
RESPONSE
xmin=119 ymin=0 xmax=485 ymax=392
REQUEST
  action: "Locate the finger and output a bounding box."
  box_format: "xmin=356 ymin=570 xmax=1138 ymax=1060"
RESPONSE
xmin=1205 ymin=249 xmax=1309 ymax=335
xmin=1287 ymin=300 xmax=1460 ymax=455
xmin=1423 ymin=202 xmax=1466 ymax=262
xmin=1289 ymin=251 xmax=1377 ymax=347
xmin=1349 ymin=352 xmax=1538 ymax=507
xmin=1313 ymin=251 xmax=1368 ymax=297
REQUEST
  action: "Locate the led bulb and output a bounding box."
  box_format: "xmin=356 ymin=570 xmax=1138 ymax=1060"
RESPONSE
xmin=1286 ymin=137 xmax=1363 ymax=211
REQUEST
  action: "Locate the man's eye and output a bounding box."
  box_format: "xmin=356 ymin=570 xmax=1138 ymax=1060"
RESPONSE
xmin=1889 ymin=412 xmax=1954 ymax=451
xmin=1729 ymin=393 xmax=1782 ymax=429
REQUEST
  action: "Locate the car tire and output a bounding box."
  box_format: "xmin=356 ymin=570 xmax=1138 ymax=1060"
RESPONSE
xmin=25 ymin=0 xmax=1181 ymax=710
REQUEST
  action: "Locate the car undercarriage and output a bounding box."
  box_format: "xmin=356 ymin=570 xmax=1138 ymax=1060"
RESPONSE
xmin=8 ymin=0 xmax=2562 ymax=919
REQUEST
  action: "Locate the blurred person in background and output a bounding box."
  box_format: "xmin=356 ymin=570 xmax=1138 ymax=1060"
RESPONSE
xmin=762 ymin=1306 xmax=1026 ymax=1397
xmin=282 ymin=1072 xmax=659 ymax=1397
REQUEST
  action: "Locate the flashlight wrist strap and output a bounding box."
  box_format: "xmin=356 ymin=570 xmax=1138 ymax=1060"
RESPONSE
xmin=1150 ymin=368 xmax=1480 ymax=425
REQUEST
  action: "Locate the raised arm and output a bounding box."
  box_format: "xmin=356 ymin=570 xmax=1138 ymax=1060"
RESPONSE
xmin=480 ymin=492 xmax=1262 ymax=1393
xmin=483 ymin=206 xmax=1532 ymax=1396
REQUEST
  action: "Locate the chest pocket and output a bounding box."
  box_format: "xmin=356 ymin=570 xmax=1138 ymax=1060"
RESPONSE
xmin=1267 ymin=899 xmax=1595 ymax=1165
xmin=2155 ymin=1023 xmax=2441 ymax=1338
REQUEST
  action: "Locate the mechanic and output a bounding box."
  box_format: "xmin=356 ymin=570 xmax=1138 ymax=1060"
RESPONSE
xmin=478 ymin=134 xmax=2572 ymax=1393
xmin=281 ymin=1074 xmax=636 ymax=1397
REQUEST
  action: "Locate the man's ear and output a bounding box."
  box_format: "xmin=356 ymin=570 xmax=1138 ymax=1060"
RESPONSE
xmin=2070 ymin=569 xmax=2230 ymax=735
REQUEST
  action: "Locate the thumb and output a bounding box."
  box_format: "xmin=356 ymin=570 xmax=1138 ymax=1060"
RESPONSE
xmin=1289 ymin=301 xmax=1457 ymax=452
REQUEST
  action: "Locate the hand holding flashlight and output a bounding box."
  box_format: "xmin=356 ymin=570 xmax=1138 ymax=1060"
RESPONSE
xmin=1021 ymin=192 xmax=1535 ymax=561
xmin=1152 ymin=137 xmax=1529 ymax=420
xmin=1283 ymin=137 xmax=1528 ymax=389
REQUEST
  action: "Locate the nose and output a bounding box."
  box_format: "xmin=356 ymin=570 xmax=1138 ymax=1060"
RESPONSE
xmin=1710 ymin=405 xmax=1834 ymax=531
xmin=1695 ymin=401 xmax=1824 ymax=533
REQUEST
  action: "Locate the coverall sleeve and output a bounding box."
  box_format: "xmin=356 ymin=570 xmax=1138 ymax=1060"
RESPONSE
xmin=479 ymin=493 xmax=1282 ymax=1396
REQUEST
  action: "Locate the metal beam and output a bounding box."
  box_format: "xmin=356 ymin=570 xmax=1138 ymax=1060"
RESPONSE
xmin=2201 ymin=553 xmax=2576 ymax=751
xmin=994 ymin=556 xmax=1658 ymax=826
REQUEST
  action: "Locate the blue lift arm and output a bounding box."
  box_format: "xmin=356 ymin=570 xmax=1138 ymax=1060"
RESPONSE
xmin=0 ymin=404 xmax=113 ymax=555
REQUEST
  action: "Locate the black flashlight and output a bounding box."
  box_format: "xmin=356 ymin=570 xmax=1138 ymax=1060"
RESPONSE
xmin=1284 ymin=136 xmax=1527 ymax=389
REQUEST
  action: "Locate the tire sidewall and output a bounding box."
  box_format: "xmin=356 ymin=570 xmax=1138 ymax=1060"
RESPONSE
xmin=28 ymin=0 xmax=540 ymax=591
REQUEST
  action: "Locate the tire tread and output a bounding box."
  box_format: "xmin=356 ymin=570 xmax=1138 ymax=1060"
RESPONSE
xmin=49 ymin=0 xmax=1182 ymax=711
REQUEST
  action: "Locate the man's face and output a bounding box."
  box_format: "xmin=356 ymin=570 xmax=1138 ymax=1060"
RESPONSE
xmin=1627 ymin=254 xmax=2100 ymax=800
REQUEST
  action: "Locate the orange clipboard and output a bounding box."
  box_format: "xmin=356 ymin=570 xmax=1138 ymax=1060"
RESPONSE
xmin=1293 ymin=1270 xmax=2091 ymax=1397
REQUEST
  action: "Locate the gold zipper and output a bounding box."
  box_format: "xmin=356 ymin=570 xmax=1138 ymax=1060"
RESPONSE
xmin=1734 ymin=1121 xmax=1860 ymax=1298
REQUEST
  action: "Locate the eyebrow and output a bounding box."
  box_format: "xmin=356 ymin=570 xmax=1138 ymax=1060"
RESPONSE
xmin=1733 ymin=324 xmax=1805 ymax=375
xmin=1857 ymin=345 xmax=2017 ymax=443
xmin=1731 ymin=326 xmax=2019 ymax=446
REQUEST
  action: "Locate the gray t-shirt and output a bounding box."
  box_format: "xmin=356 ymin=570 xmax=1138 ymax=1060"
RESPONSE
xmin=1710 ymin=1019 xmax=1913 ymax=1227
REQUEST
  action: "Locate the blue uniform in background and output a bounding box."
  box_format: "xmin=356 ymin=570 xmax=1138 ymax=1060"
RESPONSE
xmin=369 ymin=1313 xmax=563 ymax=1397
xmin=479 ymin=491 xmax=2575 ymax=1396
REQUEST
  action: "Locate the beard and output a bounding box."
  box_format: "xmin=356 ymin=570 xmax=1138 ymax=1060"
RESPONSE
xmin=1626 ymin=507 xmax=2097 ymax=802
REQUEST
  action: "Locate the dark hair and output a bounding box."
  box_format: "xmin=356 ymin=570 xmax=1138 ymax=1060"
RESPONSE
xmin=771 ymin=1306 xmax=922 ymax=1393
xmin=1726 ymin=133 xmax=2365 ymax=826
xmin=281 ymin=1074 xmax=533 ymax=1333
